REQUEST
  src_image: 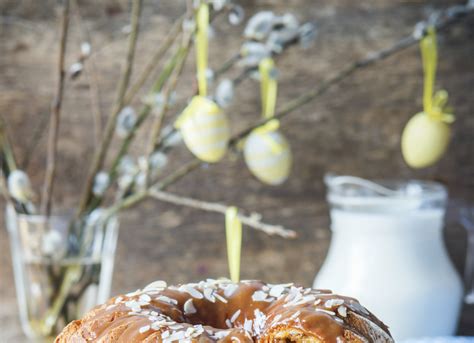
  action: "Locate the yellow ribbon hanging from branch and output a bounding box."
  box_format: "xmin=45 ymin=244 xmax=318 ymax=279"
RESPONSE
xmin=225 ymin=206 xmax=242 ymax=283
xmin=400 ymin=26 xmax=454 ymax=169
xmin=420 ymin=26 xmax=454 ymax=123
xmin=196 ymin=3 xmax=209 ymax=97
xmin=242 ymin=57 xmax=292 ymax=185
xmin=259 ymin=58 xmax=278 ymax=119
xmin=255 ymin=58 xmax=283 ymax=152
xmin=173 ymin=2 xmax=230 ymax=163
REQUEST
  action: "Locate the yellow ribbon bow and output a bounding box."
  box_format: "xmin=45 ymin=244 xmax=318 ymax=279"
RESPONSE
xmin=225 ymin=206 xmax=242 ymax=283
xmin=196 ymin=2 xmax=209 ymax=97
xmin=421 ymin=26 xmax=454 ymax=123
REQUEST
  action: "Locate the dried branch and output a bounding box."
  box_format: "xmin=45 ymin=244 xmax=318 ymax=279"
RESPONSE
xmin=71 ymin=0 xmax=103 ymax=145
xmin=76 ymin=0 xmax=143 ymax=215
xmin=148 ymin=189 xmax=297 ymax=238
xmin=214 ymin=53 xmax=240 ymax=77
xmin=40 ymin=0 xmax=70 ymax=215
xmin=102 ymin=181 xmax=296 ymax=238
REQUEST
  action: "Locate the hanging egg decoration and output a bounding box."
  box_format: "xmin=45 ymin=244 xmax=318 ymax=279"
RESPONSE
xmin=243 ymin=58 xmax=291 ymax=185
xmin=175 ymin=96 xmax=230 ymax=163
xmin=401 ymin=111 xmax=451 ymax=169
xmin=401 ymin=26 xmax=454 ymax=169
xmin=175 ymin=3 xmax=230 ymax=163
xmin=244 ymin=121 xmax=292 ymax=185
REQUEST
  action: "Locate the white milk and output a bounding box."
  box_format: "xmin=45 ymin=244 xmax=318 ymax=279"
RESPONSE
xmin=313 ymin=175 xmax=463 ymax=341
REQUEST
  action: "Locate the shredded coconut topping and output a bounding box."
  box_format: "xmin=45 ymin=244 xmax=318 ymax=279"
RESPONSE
xmin=337 ymin=305 xmax=347 ymax=317
xmin=184 ymin=299 xmax=197 ymax=315
xmin=325 ymin=298 xmax=344 ymax=308
xmin=230 ymin=309 xmax=241 ymax=323
xmin=180 ymin=285 xmax=204 ymax=299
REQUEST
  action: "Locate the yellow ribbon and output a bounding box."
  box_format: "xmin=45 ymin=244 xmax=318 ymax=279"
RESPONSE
xmin=259 ymin=58 xmax=278 ymax=119
xmin=196 ymin=3 xmax=209 ymax=97
xmin=420 ymin=26 xmax=454 ymax=123
xmin=245 ymin=58 xmax=283 ymax=154
xmin=225 ymin=206 xmax=242 ymax=283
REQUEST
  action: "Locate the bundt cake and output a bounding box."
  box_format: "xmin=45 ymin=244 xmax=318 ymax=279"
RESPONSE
xmin=55 ymin=279 xmax=393 ymax=342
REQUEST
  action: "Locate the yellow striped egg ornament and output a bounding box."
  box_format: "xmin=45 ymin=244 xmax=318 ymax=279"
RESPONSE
xmin=175 ymin=96 xmax=230 ymax=163
xmin=243 ymin=120 xmax=292 ymax=185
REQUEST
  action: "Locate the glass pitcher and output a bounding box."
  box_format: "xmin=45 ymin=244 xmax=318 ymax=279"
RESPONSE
xmin=313 ymin=174 xmax=463 ymax=341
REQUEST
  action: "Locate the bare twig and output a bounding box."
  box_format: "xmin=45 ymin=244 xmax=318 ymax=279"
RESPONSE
xmin=124 ymin=14 xmax=186 ymax=106
xmin=101 ymin=182 xmax=296 ymax=238
xmin=149 ymin=189 xmax=296 ymax=238
xmin=40 ymin=0 xmax=70 ymax=215
xmin=0 ymin=116 xmax=17 ymax=175
xmin=214 ymin=53 xmax=240 ymax=77
xmin=76 ymin=0 xmax=143 ymax=215
xmin=110 ymin=47 xmax=186 ymax=178
xmin=146 ymin=33 xmax=193 ymax=159
xmin=71 ymin=0 xmax=103 ymax=145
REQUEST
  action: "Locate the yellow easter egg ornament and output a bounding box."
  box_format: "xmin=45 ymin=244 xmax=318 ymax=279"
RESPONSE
xmin=176 ymin=96 xmax=230 ymax=163
xmin=401 ymin=112 xmax=451 ymax=169
xmin=401 ymin=27 xmax=455 ymax=169
xmin=244 ymin=121 xmax=292 ymax=185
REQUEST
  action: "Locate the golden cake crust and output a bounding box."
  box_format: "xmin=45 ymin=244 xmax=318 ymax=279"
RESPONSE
xmin=56 ymin=279 xmax=393 ymax=342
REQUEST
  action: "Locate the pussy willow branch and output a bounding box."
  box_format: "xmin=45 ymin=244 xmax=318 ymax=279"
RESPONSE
xmin=154 ymin=46 xmax=297 ymax=153
xmin=147 ymin=33 xmax=193 ymax=159
xmin=110 ymin=47 xmax=186 ymax=178
xmin=123 ymin=14 xmax=185 ymax=106
xmin=71 ymin=0 xmax=102 ymax=145
xmin=83 ymin=10 xmax=233 ymax=207
xmin=159 ymin=3 xmax=474 ymax=190
xmin=82 ymin=38 xmax=191 ymax=211
xmin=101 ymin=185 xmax=295 ymax=239
xmin=104 ymin=2 xmax=473 ymax=217
xmin=101 ymin=2 xmax=472 ymax=223
xmin=40 ymin=0 xmax=70 ymax=216
xmin=77 ymin=8 xmax=195 ymax=213
xmin=149 ymin=189 xmax=296 ymax=238
xmin=77 ymin=0 xmax=143 ymax=215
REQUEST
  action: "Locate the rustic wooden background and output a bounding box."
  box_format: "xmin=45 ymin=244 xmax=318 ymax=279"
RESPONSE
xmin=0 ymin=0 xmax=473 ymax=340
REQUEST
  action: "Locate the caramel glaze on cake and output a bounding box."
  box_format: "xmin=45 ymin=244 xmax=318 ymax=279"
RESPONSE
xmin=55 ymin=279 xmax=393 ymax=342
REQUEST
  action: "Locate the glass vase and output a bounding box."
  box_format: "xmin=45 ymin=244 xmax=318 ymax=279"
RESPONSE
xmin=5 ymin=205 xmax=119 ymax=341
